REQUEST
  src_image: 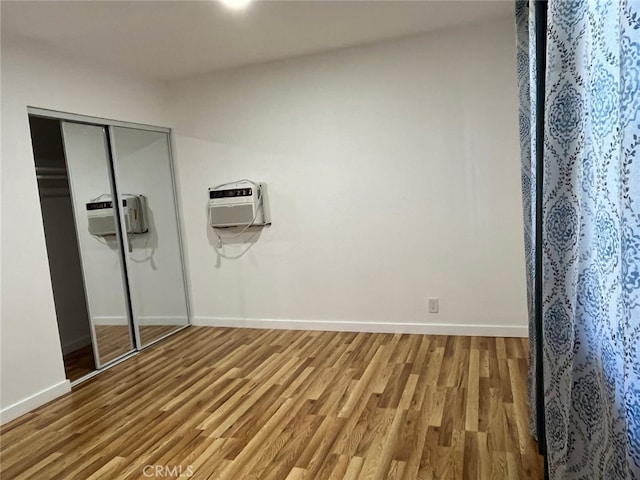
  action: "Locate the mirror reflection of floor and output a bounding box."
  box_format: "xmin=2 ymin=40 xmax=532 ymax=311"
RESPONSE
xmin=139 ymin=325 xmax=183 ymax=347
xmin=63 ymin=325 xmax=184 ymax=381
xmin=63 ymin=345 xmax=95 ymax=382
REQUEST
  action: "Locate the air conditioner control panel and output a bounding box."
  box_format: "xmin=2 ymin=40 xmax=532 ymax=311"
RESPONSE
xmin=209 ymin=188 xmax=253 ymax=199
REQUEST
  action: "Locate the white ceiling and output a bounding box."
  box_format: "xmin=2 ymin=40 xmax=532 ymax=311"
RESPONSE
xmin=1 ymin=0 xmax=513 ymax=81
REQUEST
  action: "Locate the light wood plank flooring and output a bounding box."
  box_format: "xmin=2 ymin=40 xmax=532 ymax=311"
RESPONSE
xmin=0 ymin=327 xmax=543 ymax=479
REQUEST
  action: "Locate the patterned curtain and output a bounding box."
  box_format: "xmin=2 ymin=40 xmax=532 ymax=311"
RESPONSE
xmin=518 ymin=0 xmax=640 ymax=478
xmin=515 ymin=0 xmax=539 ymax=441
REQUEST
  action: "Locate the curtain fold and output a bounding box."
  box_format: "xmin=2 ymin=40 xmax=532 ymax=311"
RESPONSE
xmin=515 ymin=0 xmax=539 ymax=442
xmin=517 ymin=0 xmax=640 ymax=478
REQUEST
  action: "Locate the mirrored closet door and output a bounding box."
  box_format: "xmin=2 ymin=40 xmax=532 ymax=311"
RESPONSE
xmin=30 ymin=110 xmax=189 ymax=382
xmin=61 ymin=122 xmax=135 ymax=367
xmin=110 ymin=127 xmax=189 ymax=347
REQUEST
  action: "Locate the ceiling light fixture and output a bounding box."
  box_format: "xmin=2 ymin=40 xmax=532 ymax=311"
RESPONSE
xmin=219 ymin=0 xmax=253 ymax=10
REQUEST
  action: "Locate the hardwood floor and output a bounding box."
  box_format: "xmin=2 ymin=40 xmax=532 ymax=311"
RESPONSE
xmin=0 ymin=327 xmax=543 ymax=479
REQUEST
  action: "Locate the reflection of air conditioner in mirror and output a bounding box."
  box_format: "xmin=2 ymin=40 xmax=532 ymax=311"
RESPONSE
xmin=86 ymin=194 xmax=148 ymax=236
xmin=208 ymin=181 xmax=270 ymax=228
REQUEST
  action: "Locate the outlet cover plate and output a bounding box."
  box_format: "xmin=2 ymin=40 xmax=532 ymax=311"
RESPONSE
xmin=428 ymin=298 xmax=439 ymax=314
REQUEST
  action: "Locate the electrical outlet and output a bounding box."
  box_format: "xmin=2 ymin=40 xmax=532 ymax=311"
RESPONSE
xmin=428 ymin=297 xmax=439 ymax=314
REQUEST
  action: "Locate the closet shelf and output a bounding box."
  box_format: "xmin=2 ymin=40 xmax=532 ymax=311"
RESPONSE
xmin=36 ymin=166 xmax=66 ymax=173
xmin=37 ymin=174 xmax=67 ymax=180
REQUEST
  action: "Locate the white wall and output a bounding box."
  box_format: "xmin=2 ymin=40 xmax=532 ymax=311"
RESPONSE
xmin=0 ymin=37 xmax=169 ymax=423
xmin=169 ymin=18 xmax=527 ymax=336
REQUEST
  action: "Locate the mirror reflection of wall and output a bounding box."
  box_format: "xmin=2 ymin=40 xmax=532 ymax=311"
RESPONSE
xmin=111 ymin=127 xmax=189 ymax=346
xmin=62 ymin=121 xmax=136 ymax=367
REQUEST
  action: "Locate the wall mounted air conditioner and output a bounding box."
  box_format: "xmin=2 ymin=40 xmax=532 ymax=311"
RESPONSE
xmin=86 ymin=194 xmax=148 ymax=236
xmin=208 ymin=181 xmax=270 ymax=228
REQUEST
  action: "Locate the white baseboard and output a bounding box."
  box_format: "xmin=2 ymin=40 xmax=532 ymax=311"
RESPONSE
xmin=62 ymin=335 xmax=92 ymax=355
xmin=137 ymin=316 xmax=189 ymax=326
xmin=191 ymin=317 xmax=528 ymax=338
xmin=92 ymin=316 xmax=128 ymax=326
xmin=0 ymin=380 xmax=71 ymax=426
xmin=92 ymin=316 xmax=188 ymax=326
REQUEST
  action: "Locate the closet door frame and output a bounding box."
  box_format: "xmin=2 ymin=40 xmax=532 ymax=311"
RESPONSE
xmin=28 ymin=107 xmax=192 ymax=356
xmin=29 ymin=107 xmax=172 ymax=134
xmin=105 ymin=127 xmax=142 ymax=349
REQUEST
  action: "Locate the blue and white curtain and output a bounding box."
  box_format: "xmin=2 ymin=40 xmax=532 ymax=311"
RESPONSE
xmin=516 ymin=0 xmax=640 ymax=479
xmin=516 ymin=0 xmax=538 ymax=441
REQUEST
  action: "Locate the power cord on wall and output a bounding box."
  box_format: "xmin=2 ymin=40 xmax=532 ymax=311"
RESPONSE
xmin=90 ymin=193 xmax=111 ymax=202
